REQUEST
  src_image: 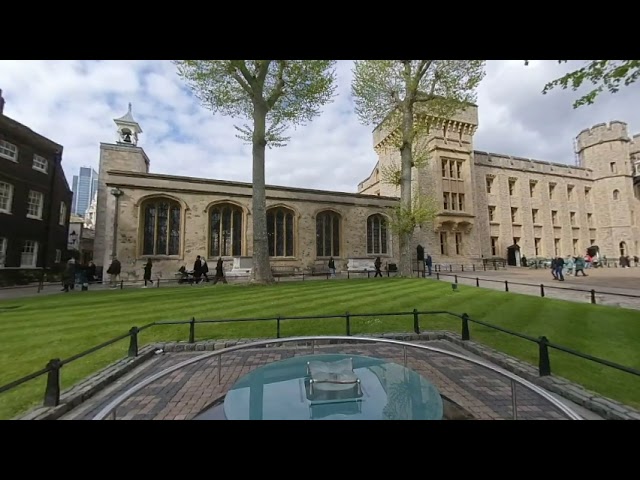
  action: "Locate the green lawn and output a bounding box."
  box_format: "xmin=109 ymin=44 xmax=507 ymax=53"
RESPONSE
xmin=1 ymin=278 xmax=639 ymax=419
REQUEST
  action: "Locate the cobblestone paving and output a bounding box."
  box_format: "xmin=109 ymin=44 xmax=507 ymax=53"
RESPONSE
xmin=433 ymin=267 xmax=640 ymax=310
xmin=65 ymin=342 xmax=570 ymax=420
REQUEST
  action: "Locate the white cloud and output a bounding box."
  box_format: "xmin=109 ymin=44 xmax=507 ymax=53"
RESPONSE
xmin=1 ymin=60 xmax=639 ymax=193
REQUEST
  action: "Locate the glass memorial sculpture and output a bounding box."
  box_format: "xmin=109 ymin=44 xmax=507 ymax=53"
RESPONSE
xmin=194 ymin=354 xmax=444 ymax=420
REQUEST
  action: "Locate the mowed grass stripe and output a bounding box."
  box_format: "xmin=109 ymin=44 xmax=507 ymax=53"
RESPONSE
xmin=0 ymin=278 xmax=638 ymax=420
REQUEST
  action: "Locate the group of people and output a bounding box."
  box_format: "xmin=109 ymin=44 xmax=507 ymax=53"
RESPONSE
xmin=550 ymin=255 xmax=588 ymax=281
xmin=60 ymin=258 xmax=99 ymax=292
xmin=177 ymin=256 xmax=227 ymax=285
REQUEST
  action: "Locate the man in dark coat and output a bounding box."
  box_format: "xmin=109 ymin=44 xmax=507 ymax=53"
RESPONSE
xmin=106 ymin=257 xmax=121 ymax=288
xmin=193 ymin=255 xmax=203 ymax=284
xmin=213 ymin=257 xmax=228 ymax=284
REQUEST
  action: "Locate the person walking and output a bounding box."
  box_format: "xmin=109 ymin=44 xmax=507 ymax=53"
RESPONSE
xmin=107 ymin=257 xmax=121 ymax=288
xmin=425 ymin=254 xmax=433 ymax=277
xmin=374 ymin=257 xmax=383 ymax=277
xmin=61 ymin=259 xmax=76 ymax=292
xmin=213 ymin=257 xmax=228 ymax=284
xmin=328 ymin=257 xmax=336 ymax=278
xmin=574 ymin=256 xmax=588 ymax=276
xmin=193 ymin=255 xmax=203 ymax=284
xmin=201 ymin=258 xmax=210 ymax=282
xmin=143 ymin=258 xmax=154 ymax=287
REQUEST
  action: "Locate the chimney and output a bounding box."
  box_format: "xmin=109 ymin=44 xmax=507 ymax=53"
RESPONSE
xmin=0 ymin=89 xmax=4 ymax=115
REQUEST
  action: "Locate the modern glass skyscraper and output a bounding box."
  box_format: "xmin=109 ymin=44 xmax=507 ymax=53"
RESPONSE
xmin=71 ymin=167 xmax=98 ymax=216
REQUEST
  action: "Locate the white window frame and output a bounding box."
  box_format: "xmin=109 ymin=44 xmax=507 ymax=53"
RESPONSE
xmin=32 ymin=154 xmax=48 ymax=174
xmin=0 ymin=139 xmax=18 ymax=162
xmin=20 ymin=240 xmax=39 ymax=268
xmin=27 ymin=190 xmax=44 ymax=220
xmin=0 ymin=181 xmax=13 ymax=214
xmin=55 ymin=249 xmax=62 ymax=263
xmin=59 ymin=202 xmax=67 ymax=226
xmin=0 ymin=237 xmax=7 ymax=267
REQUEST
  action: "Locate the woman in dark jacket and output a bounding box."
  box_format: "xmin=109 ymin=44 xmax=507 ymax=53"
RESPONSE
xmin=143 ymin=259 xmax=154 ymax=287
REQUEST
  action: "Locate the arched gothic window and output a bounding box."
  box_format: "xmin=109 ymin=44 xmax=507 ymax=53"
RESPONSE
xmin=316 ymin=211 xmax=340 ymax=257
xmin=367 ymin=214 xmax=388 ymax=255
xmin=142 ymin=198 xmax=181 ymax=256
xmin=613 ymin=189 xmax=620 ymax=200
xmin=267 ymin=207 xmax=295 ymax=257
xmin=209 ymin=203 xmax=243 ymax=257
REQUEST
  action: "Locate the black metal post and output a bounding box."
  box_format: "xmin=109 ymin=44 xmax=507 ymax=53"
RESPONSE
xmin=538 ymin=336 xmax=551 ymax=376
xmin=454 ymin=275 xmax=458 ymax=284
xmin=367 ymin=270 xmax=370 ymax=278
xmin=128 ymin=327 xmax=139 ymax=357
xmin=436 ymin=272 xmax=440 ymax=280
xmin=461 ymin=264 xmax=464 ymax=272
xmin=43 ymin=358 xmax=62 ymax=407
xmin=540 ymin=284 xmax=545 ymax=297
xmin=276 ymin=316 xmax=281 ymax=339
xmin=505 ymin=280 xmax=509 ymax=292
xmin=189 ymin=317 xmax=195 ymax=343
xmin=590 ymin=290 xmax=596 ymax=304
xmin=449 ymin=265 xmax=453 ymax=272
xmin=345 ymin=312 xmax=351 ymax=336
xmin=476 ymin=277 xmax=479 ymax=287
xmin=413 ymin=308 xmax=420 ymax=334
xmin=473 ymin=264 xmax=476 ymax=272
xmin=347 ymin=271 xmax=350 ymax=279
xmin=120 ymin=280 xmax=123 ymax=290
xmin=461 ymin=314 xmax=470 ymax=341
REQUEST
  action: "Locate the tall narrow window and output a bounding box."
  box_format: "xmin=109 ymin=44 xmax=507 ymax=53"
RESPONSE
xmin=490 ymin=237 xmax=498 ymax=256
xmin=367 ymin=214 xmax=388 ymax=255
xmin=267 ymin=206 xmax=295 ymax=257
xmin=0 ymin=181 xmax=13 ymax=214
xmin=440 ymin=232 xmax=447 ymax=255
xmin=316 ymin=210 xmax=340 ymax=257
xmin=0 ymin=237 xmax=6 ymax=267
xmin=455 ymin=233 xmax=462 ymax=255
xmin=142 ymin=198 xmax=182 ymax=256
xmin=209 ymin=203 xmax=242 ymax=257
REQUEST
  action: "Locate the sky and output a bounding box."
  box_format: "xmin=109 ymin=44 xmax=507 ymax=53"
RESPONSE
xmin=1 ymin=60 xmax=638 ymax=194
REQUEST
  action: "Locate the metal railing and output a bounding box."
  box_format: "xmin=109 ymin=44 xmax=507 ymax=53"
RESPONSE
xmin=420 ymin=270 xmax=640 ymax=305
xmin=91 ymin=336 xmax=584 ymax=421
xmin=2 ymin=308 xmax=638 ymax=416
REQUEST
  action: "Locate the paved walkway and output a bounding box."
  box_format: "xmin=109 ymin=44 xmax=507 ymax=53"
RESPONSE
xmin=62 ymin=340 xmax=585 ymax=421
xmin=433 ymin=267 xmax=640 ymax=310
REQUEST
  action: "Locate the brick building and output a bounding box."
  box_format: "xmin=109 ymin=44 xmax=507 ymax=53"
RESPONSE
xmin=0 ymin=90 xmax=73 ymax=271
xmin=93 ymin=103 xmax=640 ymax=282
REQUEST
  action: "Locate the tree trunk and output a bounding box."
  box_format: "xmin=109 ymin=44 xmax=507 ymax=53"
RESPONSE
xmin=250 ymin=101 xmax=274 ymax=284
xmin=398 ymin=104 xmax=414 ymax=277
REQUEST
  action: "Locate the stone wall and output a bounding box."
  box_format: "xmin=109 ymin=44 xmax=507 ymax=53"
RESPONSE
xmin=100 ymin=165 xmax=400 ymax=282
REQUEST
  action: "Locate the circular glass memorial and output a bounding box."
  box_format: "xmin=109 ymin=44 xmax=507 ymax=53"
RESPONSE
xmin=197 ymin=354 xmax=443 ymax=420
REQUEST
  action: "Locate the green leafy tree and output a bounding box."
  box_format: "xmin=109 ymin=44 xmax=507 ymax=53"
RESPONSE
xmin=527 ymin=60 xmax=640 ymax=108
xmin=174 ymin=60 xmax=337 ymax=283
xmin=351 ymin=60 xmax=485 ymax=276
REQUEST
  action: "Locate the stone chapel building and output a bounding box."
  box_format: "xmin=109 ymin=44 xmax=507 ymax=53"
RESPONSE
xmin=93 ymin=103 xmax=640 ymax=282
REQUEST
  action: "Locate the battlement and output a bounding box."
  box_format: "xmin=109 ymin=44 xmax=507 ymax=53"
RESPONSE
xmin=630 ymin=133 xmax=640 ymax=155
xmin=576 ymin=121 xmax=630 ymax=153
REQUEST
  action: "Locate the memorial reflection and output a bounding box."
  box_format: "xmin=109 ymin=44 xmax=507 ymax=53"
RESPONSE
xmin=210 ymin=354 xmax=443 ymax=420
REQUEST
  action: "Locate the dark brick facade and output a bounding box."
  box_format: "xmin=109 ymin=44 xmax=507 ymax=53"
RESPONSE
xmin=0 ymin=104 xmax=73 ymax=270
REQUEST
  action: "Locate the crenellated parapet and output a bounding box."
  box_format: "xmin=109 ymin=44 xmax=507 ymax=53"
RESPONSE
xmin=575 ymin=121 xmax=630 ymax=153
xmin=372 ymin=103 xmax=478 ymax=153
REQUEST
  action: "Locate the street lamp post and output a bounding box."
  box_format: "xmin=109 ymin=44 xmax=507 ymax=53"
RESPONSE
xmin=111 ymin=188 xmax=124 ymax=260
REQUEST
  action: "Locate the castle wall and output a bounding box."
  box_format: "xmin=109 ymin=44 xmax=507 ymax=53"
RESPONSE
xmin=100 ymin=167 xmax=399 ymax=281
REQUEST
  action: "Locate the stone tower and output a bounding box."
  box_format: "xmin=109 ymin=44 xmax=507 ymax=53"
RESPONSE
xmin=93 ymin=104 xmax=150 ymax=279
xmin=370 ymin=103 xmax=480 ymax=262
xmin=576 ymin=121 xmax=640 ymax=258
